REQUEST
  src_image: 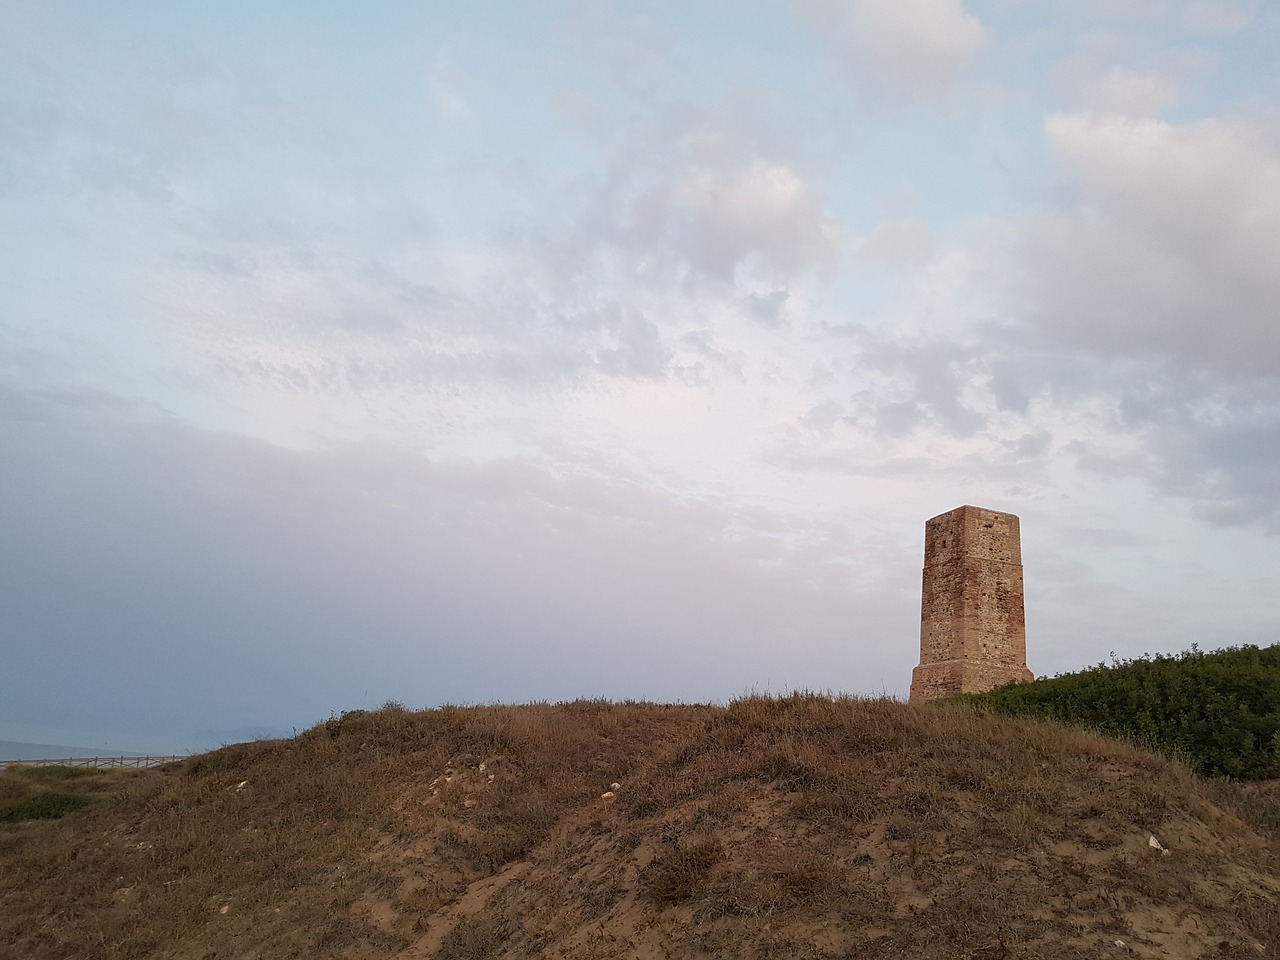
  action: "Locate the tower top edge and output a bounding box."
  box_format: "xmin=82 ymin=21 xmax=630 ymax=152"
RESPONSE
xmin=926 ymin=504 xmax=1019 ymax=524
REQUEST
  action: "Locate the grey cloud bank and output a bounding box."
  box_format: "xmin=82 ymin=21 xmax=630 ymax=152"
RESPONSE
xmin=2 ymin=382 xmax=908 ymax=752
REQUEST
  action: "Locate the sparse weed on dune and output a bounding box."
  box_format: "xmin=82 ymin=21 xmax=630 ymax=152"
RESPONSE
xmin=14 ymin=765 xmax=106 ymax=783
xmin=0 ymin=765 xmax=140 ymax=824
xmin=0 ymin=791 xmax=93 ymax=822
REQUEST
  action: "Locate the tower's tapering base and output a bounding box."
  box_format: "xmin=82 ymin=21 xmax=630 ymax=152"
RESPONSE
xmin=909 ymin=660 xmax=1033 ymax=704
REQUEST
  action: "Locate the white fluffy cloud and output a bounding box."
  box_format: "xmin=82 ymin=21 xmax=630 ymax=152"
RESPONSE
xmin=669 ymin=160 xmax=840 ymax=280
xmin=1074 ymin=68 xmax=1181 ymax=118
xmin=1023 ymin=113 xmax=1280 ymax=377
xmin=855 ymin=217 xmax=936 ymax=265
xmin=791 ymin=0 xmax=989 ymax=98
xmin=987 ymin=111 xmax=1280 ymax=531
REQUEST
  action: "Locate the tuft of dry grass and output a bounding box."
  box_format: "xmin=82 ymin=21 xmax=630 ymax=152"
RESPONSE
xmin=0 ymin=695 xmax=1276 ymax=959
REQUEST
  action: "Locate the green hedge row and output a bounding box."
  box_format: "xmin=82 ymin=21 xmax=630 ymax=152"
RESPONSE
xmin=956 ymin=644 xmax=1280 ymax=780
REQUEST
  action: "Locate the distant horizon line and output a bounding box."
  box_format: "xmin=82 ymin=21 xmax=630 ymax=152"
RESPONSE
xmin=0 ymin=739 xmax=154 ymax=762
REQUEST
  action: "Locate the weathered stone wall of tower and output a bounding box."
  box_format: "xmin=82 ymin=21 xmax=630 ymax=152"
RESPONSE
xmin=909 ymin=505 xmax=1033 ymax=703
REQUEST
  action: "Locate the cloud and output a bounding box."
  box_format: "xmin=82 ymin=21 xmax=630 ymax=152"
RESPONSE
xmin=594 ymin=309 xmax=672 ymax=379
xmin=1148 ymin=399 xmax=1280 ymax=531
xmin=667 ymin=160 xmax=840 ymax=281
xmin=1021 ymin=113 xmax=1280 ymax=378
xmin=533 ymin=94 xmax=844 ymax=293
xmin=1073 ymin=67 xmax=1181 ymax=118
xmin=429 ymin=53 xmax=471 ymax=120
xmin=855 ymin=217 xmax=936 ymax=265
xmin=791 ymin=0 xmax=989 ymax=99
xmin=0 ymin=380 xmax=916 ymax=747
xmin=741 ymin=288 xmax=792 ymax=328
xmin=1046 ymin=26 xmax=1218 ymax=121
xmin=1071 ymin=371 xmax=1280 ymax=532
xmin=855 ymin=336 xmax=989 ymax=438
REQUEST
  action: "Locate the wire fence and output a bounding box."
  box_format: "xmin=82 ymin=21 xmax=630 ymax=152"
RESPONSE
xmin=0 ymin=755 xmax=187 ymax=771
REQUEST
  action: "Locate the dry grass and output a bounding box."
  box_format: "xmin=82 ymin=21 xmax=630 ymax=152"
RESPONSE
xmin=0 ymin=695 xmax=1276 ymax=959
xmin=0 ymin=765 xmax=145 ymax=823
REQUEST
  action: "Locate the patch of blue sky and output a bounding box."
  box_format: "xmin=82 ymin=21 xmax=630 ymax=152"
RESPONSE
xmin=822 ymin=108 xmax=1004 ymax=236
xmin=0 ymin=195 xmax=170 ymax=379
xmin=654 ymin=0 xmax=830 ymax=96
xmin=808 ymin=267 xmax=907 ymax=333
xmin=1172 ymin=17 xmax=1280 ymax=120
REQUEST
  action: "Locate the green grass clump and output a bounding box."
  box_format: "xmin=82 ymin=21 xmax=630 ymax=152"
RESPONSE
xmin=958 ymin=643 xmax=1280 ymax=780
xmin=0 ymin=791 xmax=93 ymax=822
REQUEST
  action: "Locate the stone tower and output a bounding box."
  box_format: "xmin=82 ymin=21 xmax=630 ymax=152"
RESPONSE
xmin=909 ymin=505 xmax=1033 ymax=703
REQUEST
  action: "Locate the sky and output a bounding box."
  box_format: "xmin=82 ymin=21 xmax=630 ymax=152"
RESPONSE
xmin=2 ymin=0 xmax=1278 ymax=755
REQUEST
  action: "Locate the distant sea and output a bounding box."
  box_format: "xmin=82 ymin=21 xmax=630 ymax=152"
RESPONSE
xmin=0 ymin=741 xmax=144 ymax=761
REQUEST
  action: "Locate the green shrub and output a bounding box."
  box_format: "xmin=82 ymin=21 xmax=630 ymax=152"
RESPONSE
xmin=0 ymin=791 xmax=94 ymax=822
xmin=957 ymin=644 xmax=1280 ymax=780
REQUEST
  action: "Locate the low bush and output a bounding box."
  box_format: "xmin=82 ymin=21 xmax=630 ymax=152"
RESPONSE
xmin=958 ymin=643 xmax=1280 ymax=779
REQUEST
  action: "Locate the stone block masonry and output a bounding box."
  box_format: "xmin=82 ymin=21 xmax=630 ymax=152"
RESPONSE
xmin=909 ymin=505 xmax=1033 ymax=703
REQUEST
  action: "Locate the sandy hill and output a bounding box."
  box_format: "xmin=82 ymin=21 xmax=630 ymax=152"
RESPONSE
xmin=1 ymin=696 xmax=1277 ymax=959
